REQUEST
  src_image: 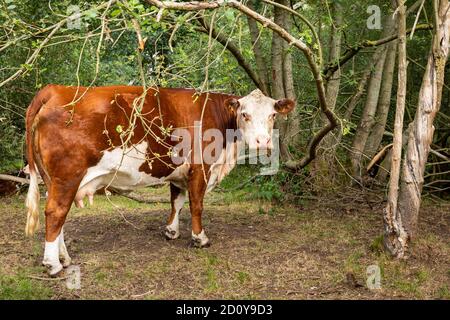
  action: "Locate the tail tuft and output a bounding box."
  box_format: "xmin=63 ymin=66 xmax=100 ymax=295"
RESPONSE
xmin=25 ymin=168 xmax=40 ymax=236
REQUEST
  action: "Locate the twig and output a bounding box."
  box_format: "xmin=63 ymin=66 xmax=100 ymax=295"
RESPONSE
xmin=0 ymin=21 xmax=64 ymax=88
xmin=27 ymin=275 xmax=67 ymax=281
xmin=130 ymin=289 xmax=155 ymax=298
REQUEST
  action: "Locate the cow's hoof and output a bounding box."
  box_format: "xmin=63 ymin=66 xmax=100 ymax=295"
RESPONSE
xmin=43 ymin=262 xmax=63 ymax=277
xmin=61 ymin=256 xmax=72 ymax=268
xmin=164 ymin=226 xmax=180 ymax=240
xmin=191 ymin=230 xmax=210 ymax=248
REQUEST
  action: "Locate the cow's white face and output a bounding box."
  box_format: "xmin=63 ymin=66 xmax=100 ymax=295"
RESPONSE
xmin=225 ymin=89 xmax=295 ymax=149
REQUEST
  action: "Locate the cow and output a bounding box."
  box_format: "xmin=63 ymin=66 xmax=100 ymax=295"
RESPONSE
xmin=24 ymin=85 xmax=294 ymax=275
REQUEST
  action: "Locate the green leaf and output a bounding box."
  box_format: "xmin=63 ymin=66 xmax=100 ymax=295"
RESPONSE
xmin=110 ymin=8 xmax=121 ymax=18
xmin=84 ymin=9 xmax=98 ymax=19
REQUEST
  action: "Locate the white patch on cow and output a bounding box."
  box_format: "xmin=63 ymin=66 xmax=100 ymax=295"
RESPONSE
xmin=192 ymin=229 xmax=209 ymax=247
xmin=76 ymin=141 xmax=166 ymax=204
xmin=165 ymin=161 xmax=190 ymax=190
xmin=58 ymin=227 xmax=71 ymax=268
xmin=165 ymin=191 xmax=186 ymax=239
xmin=43 ymin=234 xmax=63 ymax=276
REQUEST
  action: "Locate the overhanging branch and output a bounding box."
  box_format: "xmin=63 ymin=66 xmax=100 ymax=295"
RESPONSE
xmin=146 ymin=0 xmax=338 ymax=170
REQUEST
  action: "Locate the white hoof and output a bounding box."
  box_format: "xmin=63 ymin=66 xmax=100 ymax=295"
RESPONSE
xmin=43 ymin=260 xmax=63 ymax=276
xmin=164 ymin=226 xmax=180 ymax=240
xmin=191 ymin=230 xmax=210 ymax=248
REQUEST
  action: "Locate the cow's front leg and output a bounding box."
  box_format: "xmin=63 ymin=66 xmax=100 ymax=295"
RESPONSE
xmin=164 ymin=183 xmax=186 ymax=240
xmin=188 ymin=167 xmax=210 ymax=247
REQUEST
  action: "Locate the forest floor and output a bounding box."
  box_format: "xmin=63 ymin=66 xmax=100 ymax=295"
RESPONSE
xmin=0 ymin=175 xmax=449 ymax=300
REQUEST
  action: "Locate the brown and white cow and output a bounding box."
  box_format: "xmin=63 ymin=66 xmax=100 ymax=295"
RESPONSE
xmin=25 ymin=85 xmax=294 ymax=275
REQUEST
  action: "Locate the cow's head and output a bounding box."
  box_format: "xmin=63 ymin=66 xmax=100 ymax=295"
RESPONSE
xmin=225 ymin=89 xmax=295 ymax=149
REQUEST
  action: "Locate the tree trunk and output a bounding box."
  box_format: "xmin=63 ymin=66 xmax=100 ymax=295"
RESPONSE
xmin=350 ymin=49 xmax=387 ymax=178
xmin=271 ymin=0 xmax=292 ymax=160
xmin=385 ymin=0 xmax=450 ymax=258
xmin=281 ymin=1 xmax=299 ymax=149
xmin=324 ymin=1 xmax=343 ymax=116
xmin=247 ymin=0 xmax=270 ymax=95
xmin=350 ymin=9 xmax=397 ymax=180
xmin=365 ymin=40 xmax=398 ymax=159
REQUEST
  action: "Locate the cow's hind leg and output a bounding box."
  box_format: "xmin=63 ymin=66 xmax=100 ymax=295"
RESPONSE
xmin=164 ymin=183 xmax=186 ymax=240
xmin=42 ymin=181 xmax=79 ymax=276
xmin=188 ymin=167 xmax=210 ymax=248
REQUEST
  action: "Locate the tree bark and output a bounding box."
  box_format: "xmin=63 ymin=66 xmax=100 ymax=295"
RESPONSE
xmin=385 ymin=0 xmax=450 ymax=258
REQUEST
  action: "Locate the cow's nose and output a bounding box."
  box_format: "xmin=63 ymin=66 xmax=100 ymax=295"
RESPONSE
xmin=256 ymin=136 xmax=271 ymax=148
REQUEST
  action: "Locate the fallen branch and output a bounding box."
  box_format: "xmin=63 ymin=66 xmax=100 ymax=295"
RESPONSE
xmin=27 ymin=275 xmax=67 ymax=281
xmin=366 ymin=144 xmax=393 ymax=173
xmin=0 ymin=174 xmax=30 ymax=184
xmin=120 ymin=192 xmax=170 ymax=203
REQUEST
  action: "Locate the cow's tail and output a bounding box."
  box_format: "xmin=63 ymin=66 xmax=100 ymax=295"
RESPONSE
xmin=25 ymin=87 xmax=50 ymax=236
xmin=25 ymin=164 xmax=40 ymax=236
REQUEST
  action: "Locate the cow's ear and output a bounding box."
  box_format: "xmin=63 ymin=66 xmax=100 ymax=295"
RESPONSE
xmin=274 ymin=98 xmax=295 ymax=115
xmin=224 ymin=98 xmax=240 ymax=115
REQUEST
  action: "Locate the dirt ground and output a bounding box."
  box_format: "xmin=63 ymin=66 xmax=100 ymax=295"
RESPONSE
xmin=0 ymin=185 xmax=449 ymax=300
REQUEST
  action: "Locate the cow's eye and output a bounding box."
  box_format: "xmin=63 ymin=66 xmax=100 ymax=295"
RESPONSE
xmin=269 ymin=113 xmax=276 ymax=121
xmin=241 ymin=112 xmax=251 ymax=121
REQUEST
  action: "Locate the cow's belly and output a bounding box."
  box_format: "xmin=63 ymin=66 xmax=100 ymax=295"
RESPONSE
xmin=75 ymin=141 xmax=181 ymax=204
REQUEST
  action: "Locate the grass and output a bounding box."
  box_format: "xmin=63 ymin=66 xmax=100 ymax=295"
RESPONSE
xmin=199 ymin=251 xmax=220 ymax=293
xmin=0 ymin=272 xmax=53 ymax=300
xmin=236 ymin=271 xmax=250 ymax=284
